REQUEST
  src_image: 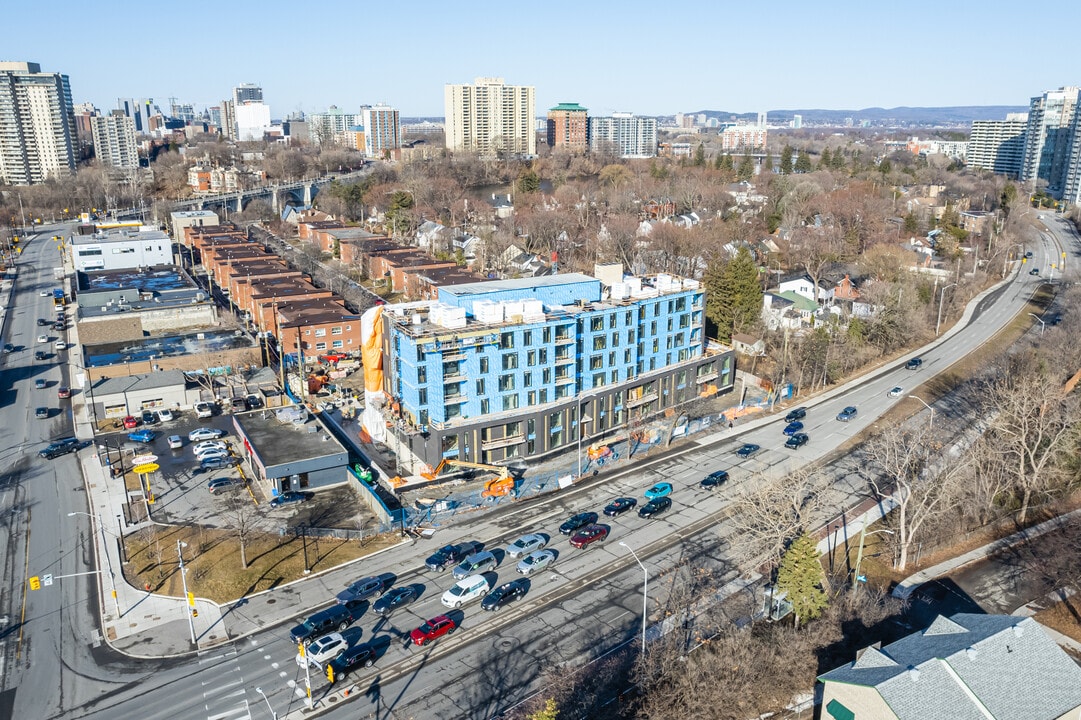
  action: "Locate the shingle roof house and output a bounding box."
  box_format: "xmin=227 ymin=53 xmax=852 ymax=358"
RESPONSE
xmin=818 ymin=614 xmax=1081 ymax=720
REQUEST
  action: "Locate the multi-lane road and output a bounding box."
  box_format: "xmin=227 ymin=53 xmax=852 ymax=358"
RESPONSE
xmin=0 ymin=211 xmax=1075 ymax=720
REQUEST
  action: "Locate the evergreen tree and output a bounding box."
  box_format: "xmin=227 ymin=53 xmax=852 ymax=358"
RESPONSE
xmin=779 ymin=145 xmax=794 ymax=174
xmin=776 ymin=533 xmax=828 ymax=629
xmin=819 ymin=147 xmax=832 ymax=168
xmin=831 ymin=150 xmax=845 ymax=170
xmin=714 ymin=152 xmax=723 ymax=170
xmin=878 ymin=158 xmax=892 ymax=175
xmin=737 ymin=152 xmax=754 ymax=181
xmin=705 ymin=246 xmax=762 ymax=341
xmin=794 ymin=150 xmax=812 ymax=173
xmin=517 ymin=168 xmax=540 ymax=194
xmin=720 ymin=153 xmax=734 ymax=172
xmin=693 ymin=143 xmax=706 ymax=167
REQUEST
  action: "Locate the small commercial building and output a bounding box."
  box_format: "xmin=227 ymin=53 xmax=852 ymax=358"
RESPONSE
xmin=233 ymin=407 xmax=350 ymax=496
xmin=70 ymin=226 xmax=173 ymax=272
xmin=89 ymin=370 xmax=202 ymax=419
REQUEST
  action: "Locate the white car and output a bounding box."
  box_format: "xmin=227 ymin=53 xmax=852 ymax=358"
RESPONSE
xmin=297 ymin=632 xmax=347 ymax=670
xmin=54 ymin=340 xmax=65 ymax=351
xmin=516 ymin=549 xmax=556 ymax=576
xmin=506 ymin=533 xmax=547 ymax=559
xmin=441 ymin=574 xmax=490 ymax=609
xmin=194 ymin=401 xmax=214 ymax=418
xmin=40 ymin=290 xmax=50 ymax=297
xmin=167 ymin=435 xmax=184 ymax=449
xmin=37 ymin=334 xmax=48 ymax=344
xmin=188 ymin=427 xmax=225 ymax=442
xmin=195 ymin=448 xmax=230 ymax=462
xmin=887 ymin=386 xmax=903 ymax=398
xmin=193 ymin=440 xmax=227 ymax=454
xmin=157 ymin=408 xmax=174 ymax=422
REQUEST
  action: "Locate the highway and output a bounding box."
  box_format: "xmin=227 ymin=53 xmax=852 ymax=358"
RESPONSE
xmin=0 ymin=211 xmax=1074 ymax=720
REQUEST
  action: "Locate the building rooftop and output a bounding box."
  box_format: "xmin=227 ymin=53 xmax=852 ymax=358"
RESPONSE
xmin=276 ymin=299 xmax=354 ymax=328
xmin=93 ymin=369 xmax=194 ymax=397
xmin=550 ymin=103 xmax=588 ymax=113
xmin=237 ymin=408 xmax=347 ymax=470
xmin=85 ymin=329 xmax=256 ymax=367
xmin=71 ymin=227 xmax=170 ymax=245
xmin=170 ymin=210 xmax=219 ymax=219
xmin=437 ymin=273 xmax=597 ymax=298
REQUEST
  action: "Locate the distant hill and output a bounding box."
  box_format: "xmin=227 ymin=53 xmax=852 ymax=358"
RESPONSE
xmin=687 ymin=106 xmax=1028 ymax=126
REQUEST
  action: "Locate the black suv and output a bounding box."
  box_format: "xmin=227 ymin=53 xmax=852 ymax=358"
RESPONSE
xmin=701 ymin=470 xmax=729 ymax=490
xmin=425 ymin=541 xmax=482 ymax=572
xmin=559 ymin=511 xmax=599 ymax=535
xmin=39 ymin=437 xmax=80 ymax=459
xmin=289 ymin=599 xmax=365 ymax=643
xmin=784 ymin=407 xmax=807 ymax=422
xmin=905 ymin=357 xmax=923 ymax=370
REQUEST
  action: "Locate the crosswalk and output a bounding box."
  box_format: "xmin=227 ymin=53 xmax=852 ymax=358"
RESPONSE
xmin=199 ymin=646 xmax=252 ymax=720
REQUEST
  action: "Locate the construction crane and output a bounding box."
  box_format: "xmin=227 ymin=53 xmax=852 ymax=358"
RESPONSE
xmin=421 ymin=459 xmax=515 ymax=498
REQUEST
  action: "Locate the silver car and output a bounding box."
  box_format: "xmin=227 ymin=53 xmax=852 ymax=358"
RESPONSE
xmin=516 ymin=549 xmax=556 ymax=576
xmin=452 ymin=550 xmax=497 ymax=580
xmin=506 ymin=533 xmax=547 ymax=559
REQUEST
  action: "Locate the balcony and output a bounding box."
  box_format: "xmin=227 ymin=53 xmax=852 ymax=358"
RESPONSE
xmin=443 ymin=393 xmax=468 ymax=405
xmin=625 ymin=391 xmax=659 ymax=409
xmin=481 ymin=433 xmax=525 ymax=451
xmin=554 ymin=335 xmax=574 ymax=345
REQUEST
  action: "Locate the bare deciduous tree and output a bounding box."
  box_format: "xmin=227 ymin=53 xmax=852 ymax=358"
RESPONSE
xmin=724 ymin=469 xmax=832 ymax=567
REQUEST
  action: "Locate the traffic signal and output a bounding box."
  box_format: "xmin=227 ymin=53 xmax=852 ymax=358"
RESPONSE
xmin=326 ymin=665 xmax=335 ymax=684
xmin=29 ymin=576 xmax=41 ymax=590
xmin=192 ymin=608 xmax=198 ymax=618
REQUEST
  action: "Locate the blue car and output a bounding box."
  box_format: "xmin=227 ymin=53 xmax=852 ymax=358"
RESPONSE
xmin=837 ymin=406 xmax=858 ymax=422
xmin=270 ymin=490 xmax=311 ymax=507
xmin=128 ymin=430 xmax=157 ymax=443
xmin=783 ymin=421 xmax=804 ymax=436
xmin=644 ymin=482 xmax=673 ymax=500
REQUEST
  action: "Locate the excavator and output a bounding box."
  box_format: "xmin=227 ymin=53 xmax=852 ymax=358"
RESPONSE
xmin=421 ymin=459 xmax=516 ymax=498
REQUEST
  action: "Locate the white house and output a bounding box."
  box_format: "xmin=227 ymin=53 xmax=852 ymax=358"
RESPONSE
xmin=778 ymin=274 xmax=834 ymax=304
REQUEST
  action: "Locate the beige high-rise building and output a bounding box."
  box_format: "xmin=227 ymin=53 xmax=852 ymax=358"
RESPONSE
xmin=91 ymin=111 xmax=139 ymax=169
xmin=0 ymin=61 xmax=77 ymax=185
xmin=444 ymin=77 xmax=535 ymax=157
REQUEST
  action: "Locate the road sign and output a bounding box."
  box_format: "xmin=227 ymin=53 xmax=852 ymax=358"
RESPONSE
xmin=856 ymin=575 xmax=867 ymax=583
xmin=43 ymin=574 xmax=53 ymax=587
xmin=132 ymin=463 xmax=159 ymax=474
xmin=131 ymin=454 xmax=158 ymax=466
xmin=29 ymin=576 xmax=40 ymax=590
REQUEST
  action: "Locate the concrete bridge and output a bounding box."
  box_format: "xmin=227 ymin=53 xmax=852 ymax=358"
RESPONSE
xmin=171 ymin=166 xmax=372 ymax=214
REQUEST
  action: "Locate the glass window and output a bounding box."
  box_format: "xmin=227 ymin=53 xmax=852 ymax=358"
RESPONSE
xmin=480 ymin=358 xmax=488 ymax=373
xmin=480 ymin=399 xmax=490 ymax=414
xmin=528 ymin=350 xmax=536 ymax=365
xmin=502 ymin=395 xmax=519 ymax=411
xmin=590 ymin=356 xmax=603 ymax=370
xmin=314 ymin=328 xmax=326 ymax=337
xmin=523 ymin=371 xmax=532 ymax=386
xmin=592 ymin=336 xmax=606 ymax=351
xmin=609 ymin=314 xmax=617 ymax=329
xmin=543 ymin=327 xmax=551 ymax=343
xmin=502 ymin=353 xmax=518 ymax=370
xmin=418 ymin=389 xmax=428 ymax=405
xmin=500 ymin=332 xmax=514 ymax=349
xmin=499 ymin=374 xmax=515 ymax=392
xmin=591 ymin=317 xmax=604 ymax=332
xmin=539 ymin=348 xmax=548 ymax=363
xmin=523 ymin=330 xmax=532 ymax=345
xmin=331 ymin=326 xmax=343 ymax=335
xmin=418 ymin=367 xmax=426 ymax=383
xmin=476 ymin=378 xmax=485 ymax=395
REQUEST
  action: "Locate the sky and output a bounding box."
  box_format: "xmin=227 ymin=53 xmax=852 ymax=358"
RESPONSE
xmin=6 ymin=0 xmax=1081 ymax=119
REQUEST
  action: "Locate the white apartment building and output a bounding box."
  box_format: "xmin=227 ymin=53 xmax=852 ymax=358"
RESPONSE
xmin=444 ymin=77 xmax=536 ymax=157
xmin=308 ymin=106 xmax=361 ymax=147
xmin=91 ymin=112 xmax=139 ymax=169
xmin=361 ymin=104 xmax=401 ymax=157
xmin=70 ymin=227 xmax=173 ymax=272
xmin=968 ymin=113 xmax=1028 ymax=177
xmin=588 ymin=113 xmax=657 ymax=158
xmin=1021 ymin=86 xmax=1079 ymax=196
xmin=235 ymin=101 xmax=270 ymax=142
xmin=0 ymin=61 xmax=77 ymax=185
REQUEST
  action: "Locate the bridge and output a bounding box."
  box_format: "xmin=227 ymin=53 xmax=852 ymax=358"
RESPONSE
xmin=170 ymin=166 xmax=372 ymax=214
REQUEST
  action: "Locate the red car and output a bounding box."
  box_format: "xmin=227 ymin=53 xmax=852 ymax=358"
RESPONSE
xmin=409 ymin=615 xmax=456 ymax=646
xmin=57 ymin=386 xmax=71 ymax=399
xmin=122 ymin=415 xmax=138 ymax=429
xmin=570 ymin=524 xmax=610 ymax=549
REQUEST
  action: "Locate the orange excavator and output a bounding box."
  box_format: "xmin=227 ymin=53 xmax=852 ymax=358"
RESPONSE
xmin=421 ymin=459 xmax=516 ymax=498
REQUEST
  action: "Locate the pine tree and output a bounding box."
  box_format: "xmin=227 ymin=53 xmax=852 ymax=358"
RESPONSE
xmin=720 ymin=153 xmax=734 ymax=172
xmin=831 ymin=150 xmax=845 ymax=170
xmin=794 ymin=150 xmax=812 ymax=173
xmin=737 ymin=152 xmax=754 ymax=181
xmin=529 ymin=699 xmax=559 ymax=720
xmin=776 ymin=533 xmax=828 ymax=629
xmin=705 ymin=246 xmax=762 ymax=342
xmin=779 ymin=145 xmax=794 ymax=174
xmin=819 ymin=147 xmax=832 ymax=168
xmin=693 ymin=143 xmax=706 ymax=167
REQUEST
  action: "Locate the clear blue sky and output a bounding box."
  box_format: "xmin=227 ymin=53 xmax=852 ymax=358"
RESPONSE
xmin=6 ymin=0 xmax=1079 ymax=118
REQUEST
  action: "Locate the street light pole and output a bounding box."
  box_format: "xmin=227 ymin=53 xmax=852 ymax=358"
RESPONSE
xmin=935 ymin=282 xmax=957 ymax=336
xmin=907 ymin=395 xmax=935 ymax=431
xmin=177 ymin=540 xmax=197 ymax=646
xmin=255 ymin=687 xmax=277 ymax=720
xmin=619 ymin=541 xmax=648 ymax=649
xmin=852 ymin=526 xmax=894 ymax=592
xmin=1028 ymin=313 xmax=1046 ymax=335
xmin=576 ymin=400 xmax=593 ymax=479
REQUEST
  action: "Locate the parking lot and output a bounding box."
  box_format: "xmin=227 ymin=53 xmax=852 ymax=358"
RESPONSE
xmin=95 ymin=409 xmax=378 ymax=533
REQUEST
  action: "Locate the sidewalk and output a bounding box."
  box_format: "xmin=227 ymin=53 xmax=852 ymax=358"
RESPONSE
xmin=74 ymin=263 xmax=1026 ymax=660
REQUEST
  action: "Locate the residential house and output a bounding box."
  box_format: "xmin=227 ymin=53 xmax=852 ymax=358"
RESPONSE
xmin=487 ymin=193 xmax=515 ymax=220
xmin=819 ymin=614 xmax=1081 ymax=720
xmin=415 ymin=220 xmax=447 ymax=250
xmin=761 ymin=293 xmax=803 ymax=331
xmin=832 ymin=274 xmax=860 ymax=302
xmin=778 ymin=274 xmax=834 ymax=304
xmin=731 ymin=333 xmax=765 ymax=356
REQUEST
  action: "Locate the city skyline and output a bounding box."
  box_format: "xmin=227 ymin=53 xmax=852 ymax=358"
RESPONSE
xmin=5 ymin=0 xmax=1081 ymax=119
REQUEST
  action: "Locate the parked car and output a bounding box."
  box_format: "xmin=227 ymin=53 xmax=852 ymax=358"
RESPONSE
xmin=516 ymin=549 xmax=556 ymax=575
xmin=336 ymin=576 xmax=387 ymax=605
xmin=409 ymin=615 xmax=456 ymax=646
xmin=735 ymin=443 xmax=761 ymax=458
xmin=425 ymin=541 xmax=483 ymax=572
xmin=453 ymin=551 xmax=498 ymax=580
xmin=638 ymin=497 xmax=672 ymax=519
xmin=784 ymin=407 xmax=807 ymax=422
xmin=199 ymin=456 xmax=240 ymax=471
xmin=54 ymin=339 xmax=65 ymax=351
xmin=327 ymin=643 xmax=376 ymax=680
xmin=372 ymin=585 xmax=418 ymax=616
xmin=570 ymin=524 xmax=610 ymax=549
xmin=296 ymin=632 xmax=348 ymax=670
xmin=288 ymin=599 xmax=365 ymax=643
xmin=229 ymin=397 xmax=247 ymax=413
xmin=700 ymin=470 xmax=729 ymax=490
xmin=644 ymin=482 xmax=672 ymax=500
xmin=604 ymin=497 xmax=638 ymax=516
xmin=34 ymin=378 xmax=46 ymax=389
xmin=195 ymin=449 xmax=230 ymax=462
xmin=52 ymin=322 xmax=64 ymax=332
xmin=127 ymin=429 xmax=157 ymax=443
xmin=269 ymin=490 xmax=310 ymax=507
xmin=157 ymin=408 xmax=174 ymax=422
xmin=188 ymin=427 xmax=225 ymax=442
xmin=194 ymin=401 xmax=214 ymax=418
xmin=784 ymin=433 xmax=810 ymax=449
xmin=782 ymin=421 xmax=804 ymax=435
xmin=906 ymin=357 xmax=923 ymax=370
xmin=35 ymin=407 xmax=49 ymax=419
xmin=39 ymin=437 xmax=79 ymax=459
xmin=245 ymin=394 xmax=264 ymax=410
xmin=141 ymin=410 xmax=158 ymax=425
xmin=836 ymin=406 xmax=858 ymax=422
xmin=57 ymin=386 xmax=70 ymax=399
xmin=887 ymin=386 xmax=903 ymax=398
xmin=122 ymin=415 xmax=138 ymax=429
xmin=505 ymin=533 xmax=547 ymax=559
xmin=481 ymin=579 xmax=529 ymax=611
xmin=441 ymin=574 xmax=490 ymax=608
xmin=193 ymin=440 xmax=227 ymax=454
xmin=559 ymin=511 xmax=599 ymax=535
xmin=207 ymin=477 xmax=246 ymax=494
xmin=167 ymin=435 xmax=184 ymax=449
